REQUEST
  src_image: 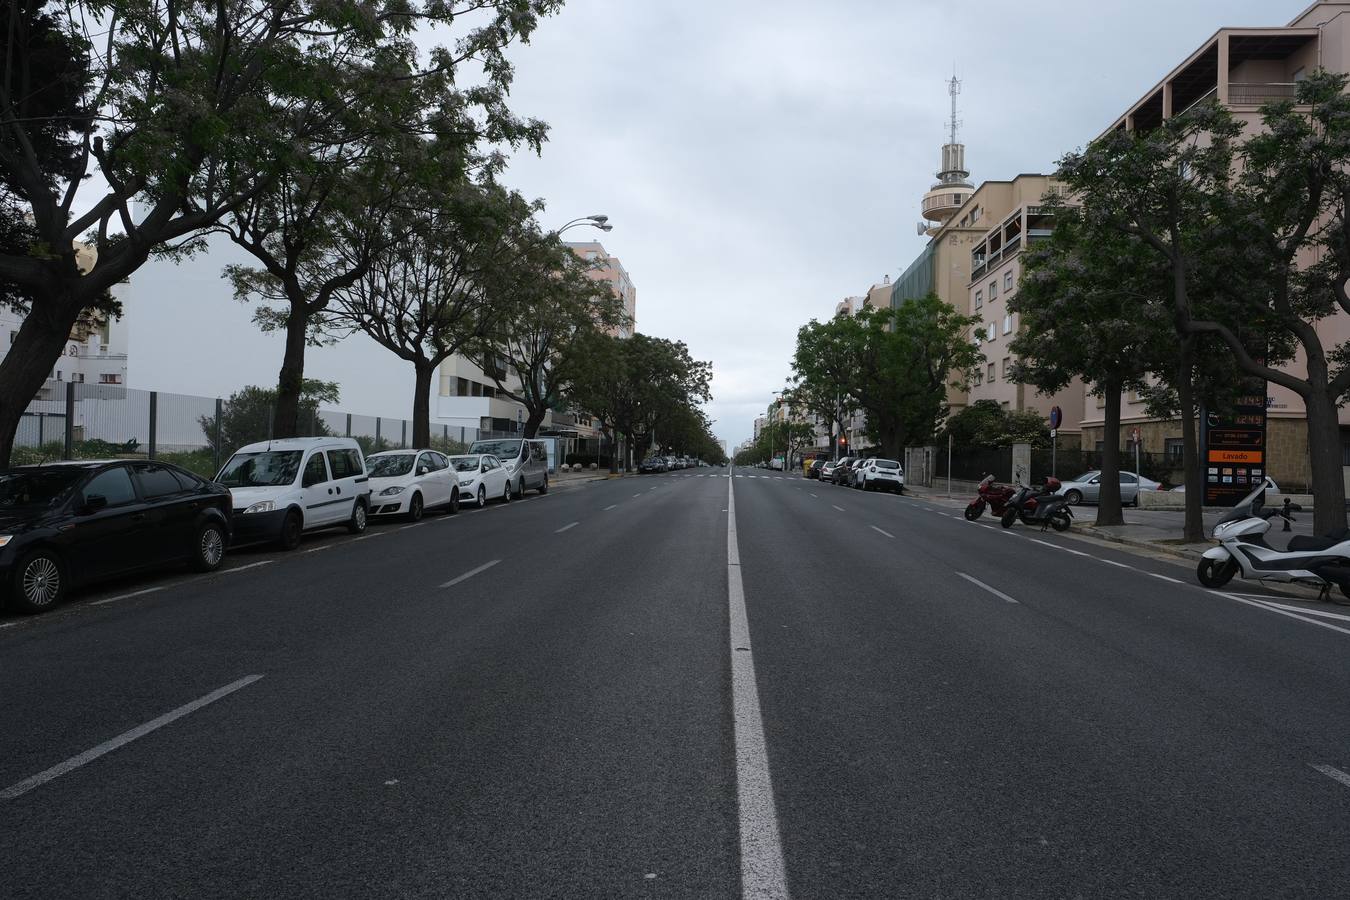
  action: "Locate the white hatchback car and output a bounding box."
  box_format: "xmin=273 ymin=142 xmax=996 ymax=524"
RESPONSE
xmin=367 ymin=449 xmax=461 ymax=520
xmin=857 ymin=458 xmax=905 ymax=493
xmin=447 ymin=454 xmax=511 ymax=508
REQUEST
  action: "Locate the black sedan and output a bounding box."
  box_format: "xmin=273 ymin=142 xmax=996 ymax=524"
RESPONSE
xmin=0 ymin=460 xmax=233 ymax=614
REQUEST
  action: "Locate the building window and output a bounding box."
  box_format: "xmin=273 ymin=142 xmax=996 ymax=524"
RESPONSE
xmin=98 ymin=373 xmax=121 ymax=385
xmin=470 ymin=381 xmax=482 ymax=397
xmin=987 ymin=363 xmax=995 ymax=382
xmin=7 ymin=331 xmax=15 ymax=345
xmin=76 ymin=373 xmax=85 ymax=383
xmin=56 ymin=370 xmax=62 ymax=381
xmin=1004 ymin=271 xmax=1014 ymax=292
xmin=989 ymin=280 xmax=998 ymax=300
xmin=1001 ymin=357 xmax=1011 ymax=378
xmin=974 ymin=290 xmax=982 ymax=309
xmin=1003 ymin=313 xmax=1013 ymax=334
xmin=973 ymin=369 xmax=983 ymax=385
xmin=1165 ymin=438 xmax=1183 ymax=462
xmin=456 ymin=377 xmax=469 ymax=396
xmin=987 ymin=323 xmax=996 ymax=342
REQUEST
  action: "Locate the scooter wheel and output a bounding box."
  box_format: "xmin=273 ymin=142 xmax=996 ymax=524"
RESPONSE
xmin=964 ymin=503 xmax=983 ymax=521
xmin=1332 ymin=585 xmax=1350 ymax=607
xmin=1000 ymin=509 xmax=1017 ymax=529
xmin=1196 ymin=557 xmax=1238 ymax=588
xmin=1050 ymin=510 xmax=1071 ymax=532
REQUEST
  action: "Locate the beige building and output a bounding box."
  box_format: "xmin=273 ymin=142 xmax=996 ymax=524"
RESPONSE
xmin=1076 ymin=0 xmax=1350 ymax=489
xmin=565 ymin=241 xmax=636 ymax=339
xmin=963 ymin=174 xmax=1083 ymax=438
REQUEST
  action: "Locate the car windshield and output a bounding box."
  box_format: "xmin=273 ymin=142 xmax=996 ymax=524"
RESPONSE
xmin=367 ymin=454 xmax=414 ymax=478
xmin=448 ymin=456 xmax=482 ymax=473
xmin=469 ymin=440 xmax=521 ymax=459
xmin=217 ymin=450 xmax=303 ymax=487
xmin=0 ymin=469 xmax=85 ymax=509
xmin=875 ymin=460 xmax=900 ymax=469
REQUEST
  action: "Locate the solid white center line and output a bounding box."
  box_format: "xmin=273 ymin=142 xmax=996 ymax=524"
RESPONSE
xmin=1100 ymin=559 xmax=1132 ymax=569
xmin=440 ymin=559 xmax=502 ymax=589
xmin=0 ymin=674 xmax=264 ymax=801
xmin=555 ymin=522 xmax=579 ymax=533
xmin=91 ymin=586 xmax=166 ymax=607
xmin=302 ymin=544 xmax=335 ymax=553
xmin=603 ymin=504 xmax=618 ymax=511
xmin=726 ymin=475 xmax=790 ymax=899
xmin=955 ymin=572 xmax=1019 ymax=604
xmin=870 ymin=525 xmax=895 ymax=539
xmin=1242 ymin=597 xmax=1350 ymax=622
xmin=1147 ymin=572 xmax=1185 ymax=584
xmin=352 ymin=531 xmax=386 ymax=541
xmin=399 ymin=522 xmax=422 ymax=531
xmin=221 ymin=560 xmax=275 ymax=575
xmin=832 ymin=505 xmax=845 ymax=512
xmin=1311 ymin=763 xmax=1350 ymax=790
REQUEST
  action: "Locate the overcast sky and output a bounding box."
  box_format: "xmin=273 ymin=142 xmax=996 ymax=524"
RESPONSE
xmin=129 ymin=0 xmax=1301 ymax=450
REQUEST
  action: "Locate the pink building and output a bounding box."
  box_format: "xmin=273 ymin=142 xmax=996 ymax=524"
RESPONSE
xmin=565 ymin=241 xmax=636 ymax=339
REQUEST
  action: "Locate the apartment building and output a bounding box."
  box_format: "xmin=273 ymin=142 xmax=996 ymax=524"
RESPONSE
xmin=565 ymin=241 xmax=636 ymax=339
xmin=963 ymin=174 xmax=1083 ymax=441
xmin=1075 ymin=0 xmax=1350 ymax=488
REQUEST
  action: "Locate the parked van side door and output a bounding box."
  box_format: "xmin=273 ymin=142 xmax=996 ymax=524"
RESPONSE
xmin=325 ymin=447 xmax=367 ymax=519
xmin=300 ymin=451 xmax=342 ymax=526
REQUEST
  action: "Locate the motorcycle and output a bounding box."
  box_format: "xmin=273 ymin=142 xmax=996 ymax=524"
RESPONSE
xmin=1000 ymin=478 xmax=1073 ymax=532
xmin=1196 ymin=483 xmax=1350 ymax=603
xmin=964 ymin=474 xmax=1018 ymax=521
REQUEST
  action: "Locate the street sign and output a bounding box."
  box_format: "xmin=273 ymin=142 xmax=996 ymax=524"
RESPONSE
xmin=1050 ymin=428 xmax=1057 ymax=439
xmin=1130 ymin=426 xmax=1140 ymax=442
xmin=1049 ymin=406 xmax=1062 ymax=430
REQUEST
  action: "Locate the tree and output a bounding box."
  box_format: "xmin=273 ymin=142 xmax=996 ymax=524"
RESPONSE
xmin=852 ymin=298 xmax=983 ymax=458
xmin=943 ymin=400 xmax=1050 ymax=449
xmin=0 ymin=0 xmax=562 ymax=466
xmin=1009 ymin=207 xmax=1175 ymax=526
xmin=790 ymin=315 xmax=863 ymax=458
xmin=333 ymin=178 xmax=541 ymax=448
xmin=472 ymin=235 xmax=627 ymax=437
xmin=198 ymin=380 xmax=339 ymax=458
xmin=1052 ymin=99 xmax=1246 ymax=540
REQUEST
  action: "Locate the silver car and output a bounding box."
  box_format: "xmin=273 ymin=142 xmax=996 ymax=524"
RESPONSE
xmin=1056 ymin=470 xmax=1161 ymax=506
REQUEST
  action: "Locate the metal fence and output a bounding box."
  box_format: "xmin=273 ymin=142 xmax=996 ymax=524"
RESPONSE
xmin=14 ymin=383 xmax=487 ymax=479
xmin=913 ymin=443 xmax=1183 ymax=489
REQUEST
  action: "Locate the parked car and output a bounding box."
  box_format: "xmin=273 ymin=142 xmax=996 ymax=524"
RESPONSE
xmin=831 ymin=457 xmax=857 ymax=486
xmin=447 ymin=454 xmax=511 ymax=507
xmin=0 ymin=460 xmax=232 ymax=613
xmin=1171 ymin=476 xmax=1279 ymax=494
xmin=217 ymin=437 xmax=370 ymax=550
xmin=639 ymin=457 xmax=666 ymax=474
xmin=820 ymin=459 xmax=839 ymax=481
xmin=1055 ymin=470 xmax=1162 ymax=506
xmin=367 ymin=450 xmax=461 ymax=520
xmin=467 ymin=438 xmax=549 ymax=498
xmin=856 ymin=458 xmax=905 ymax=493
xmin=807 ymin=459 xmax=825 ymax=480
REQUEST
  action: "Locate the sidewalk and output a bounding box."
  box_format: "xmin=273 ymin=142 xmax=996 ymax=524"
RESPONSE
xmin=551 ymin=469 xmax=613 ymax=489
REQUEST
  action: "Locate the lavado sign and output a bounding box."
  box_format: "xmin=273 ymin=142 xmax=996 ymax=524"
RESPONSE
xmin=1200 ymin=380 xmax=1268 ymax=507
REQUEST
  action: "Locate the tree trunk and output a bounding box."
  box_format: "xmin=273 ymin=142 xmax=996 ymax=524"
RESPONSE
xmin=1097 ymin=383 xmax=1125 ymax=527
xmin=272 ymin=306 xmax=309 ymax=439
xmin=1305 ymin=389 xmax=1348 ymax=535
xmin=411 ymin=361 xmax=434 ymax=448
xmin=0 ymin=298 xmax=81 ymax=466
xmin=1176 ymin=337 xmax=1205 ymax=542
xmin=523 ymin=406 xmax=547 ymax=438
xmin=606 ymin=427 xmax=618 ymax=474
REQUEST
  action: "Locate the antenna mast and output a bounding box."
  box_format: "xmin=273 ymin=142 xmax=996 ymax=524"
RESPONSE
xmin=948 ymin=74 xmax=962 ymax=146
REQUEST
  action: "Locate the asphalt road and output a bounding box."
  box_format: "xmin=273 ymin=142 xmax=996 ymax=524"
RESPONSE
xmin=4 ymin=466 xmax=1350 ymax=898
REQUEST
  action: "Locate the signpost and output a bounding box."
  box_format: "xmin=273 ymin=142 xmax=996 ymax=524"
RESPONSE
xmin=1200 ymin=381 xmax=1268 ymax=507
xmin=1049 ymin=406 xmax=1062 ymax=477
xmin=1131 ymin=426 xmax=1141 ymax=480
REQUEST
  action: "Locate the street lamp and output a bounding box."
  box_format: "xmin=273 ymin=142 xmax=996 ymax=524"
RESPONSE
xmin=557 ymin=215 xmax=614 ymax=235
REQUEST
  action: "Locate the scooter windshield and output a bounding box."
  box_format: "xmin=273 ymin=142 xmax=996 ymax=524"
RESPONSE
xmin=1213 ymin=484 xmax=1267 ymax=528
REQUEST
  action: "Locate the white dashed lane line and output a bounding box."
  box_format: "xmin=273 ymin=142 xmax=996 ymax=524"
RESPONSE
xmin=832 ymin=505 xmax=845 ymax=512
xmin=603 ymin=504 xmax=618 ymax=511
xmin=440 ymin=559 xmax=502 ymax=589
xmin=90 ymin=586 xmax=165 ymax=607
xmin=555 ymin=522 xmax=580 ymax=533
xmin=1311 ymin=764 xmax=1350 ymax=790
xmin=870 ymin=526 xmax=895 ymax=539
xmin=955 ymin=572 xmax=1019 ymax=604
xmin=220 ymin=560 xmax=275 ymax=575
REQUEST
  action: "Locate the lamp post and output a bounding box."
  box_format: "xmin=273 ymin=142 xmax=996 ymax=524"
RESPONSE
xmin=556 ymin=215 xmax=613 ymax=236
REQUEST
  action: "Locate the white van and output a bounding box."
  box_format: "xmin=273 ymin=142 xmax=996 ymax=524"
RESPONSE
xmin=466 ymin=437 xmax=549 ymax=499
xmin=216 ymin=437 xmax=371 ymax=549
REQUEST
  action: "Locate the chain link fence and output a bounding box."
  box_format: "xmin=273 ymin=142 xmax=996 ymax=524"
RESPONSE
xmin=14 ymin=383 xmax=486 ymax=478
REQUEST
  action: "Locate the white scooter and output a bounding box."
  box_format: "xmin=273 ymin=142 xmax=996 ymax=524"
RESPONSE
xmin=1197 ymin=483 xmax=1350 ymax=603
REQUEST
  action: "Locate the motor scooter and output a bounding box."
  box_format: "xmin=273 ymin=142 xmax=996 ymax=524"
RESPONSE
xmin=964 ymin=474 xmax=1017 ymax=521
xmin=1000 ymin=478 xmax=1073 ymax=532
xmin=1197 ymin=484 xmax=1350 ymax=603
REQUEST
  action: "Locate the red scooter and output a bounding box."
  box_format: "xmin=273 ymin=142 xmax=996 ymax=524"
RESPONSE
xmin=964 ymin=474 xmax=1020 ymax=521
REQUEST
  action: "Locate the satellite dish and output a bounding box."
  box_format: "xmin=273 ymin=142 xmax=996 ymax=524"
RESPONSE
xmin=916 ymin=222 xmax=929 ymax=235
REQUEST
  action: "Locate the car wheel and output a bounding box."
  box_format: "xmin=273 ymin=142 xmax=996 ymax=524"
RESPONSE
xmin=1064 ymin=489 xmax=1083 ymax=506
xmin=477 ymin=485 xmax=487 ymax=508
xmin=191 ymin=521 xmax=227 ymax=572
xmin=408 ymin=492 xmax=424 ymax=522
xmin=503 ymin=481 xmax=512 ymax=504
xmin=538 ymin=476 xmax=548 ymax=495
xmin=447 ymin=489 xmax=460 ymax=515
xmin=278 ymin=510 xmax=303 ymax=551
xmin=11 ymin=549 xmax=65 ymax=613
xmin=347 ymin=500 xmax=368 ymax=534
xmin=514 ymin=478 xmax=524 ymax=500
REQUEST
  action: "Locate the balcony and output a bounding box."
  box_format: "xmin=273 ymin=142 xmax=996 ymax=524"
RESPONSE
xmin=922 ymin=186 xmax=973 ymax=223
xmin=1227 ymin=82 xmax=1298 ymax=106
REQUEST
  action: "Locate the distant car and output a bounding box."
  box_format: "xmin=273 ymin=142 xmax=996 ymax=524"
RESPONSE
xmin=0 ymin=460 xmax=233 ymax=613
xmin=218 ymin=437 xmax=370 ymax=549
xmin=467 ymin=438 xmax=548 ymax=498
xmin=639 ymin=457 xmax=665 ymax=474
xmin=857 ymin=458 xmax=904 ymax=493
xmin=832 ymin=457 xmax=859 ymax=486
xmin=367 ymin=450 xmax=460 ymax=519
xmin=447 ymin=454 xmax=511 ymax=508
xmin=1055 ymin=470 xmax=1161 ymax=506
xmin=820 ymin=460 xmax=839 ymax=481
xmin=1171 ymin=476 xmax=1279 ymax=494
xmin=807 ymin=459 xmax=825 ymax=480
